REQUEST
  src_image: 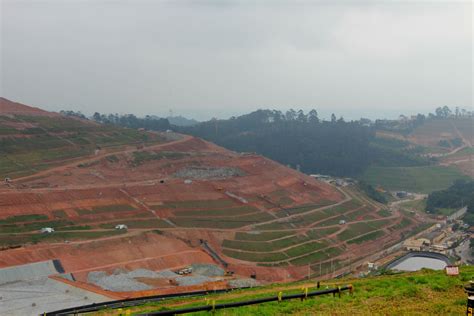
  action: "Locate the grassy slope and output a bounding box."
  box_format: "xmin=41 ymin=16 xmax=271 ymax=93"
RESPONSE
xmin=360 ymin=165 xmax=469 ymax=193
xmin=109 ymin=266 xmax=474 ymax=316
xmin=409 ymin=118 xmax=472 ymax=147
xmin=366 ymin=118 xmax=473 ymax=193
xmin=0 ymin=114 xmax=163 ymax=178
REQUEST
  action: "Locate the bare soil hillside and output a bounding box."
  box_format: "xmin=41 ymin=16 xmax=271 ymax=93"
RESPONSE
xmin=0 ymin=99 xmax=424 ymax=297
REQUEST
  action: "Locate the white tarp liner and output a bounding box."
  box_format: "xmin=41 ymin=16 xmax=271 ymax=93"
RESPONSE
xmin=0 ymin=260 xmax=110 ymax=316
xmin=0 ymin=276 xmax=109 ymax=316
xmin=0 ymin=260 xmax=58 ymax=285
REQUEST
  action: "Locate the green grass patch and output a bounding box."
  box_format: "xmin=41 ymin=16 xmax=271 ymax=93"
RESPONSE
xmin=376 ymin=209 xmax=392 ymax=217
xmin=310 ymin=260 xmax=344 ymax=276
xmin=52 ymin=210 xmax=68 ymax=219
xmin=98 ymin=219 xmax=172 ymax=229
xmin=175 ymin=206 xmax=259 ymax=217
xmin=222 ymin=235 xmax=308 ymax=253
xmin=234 ymin=231 xmax=293 ymax=242
xmin=399 ymin=198 xmax=427 ymax=213
xmin=105 ymin=155 xmax=119 ymax=163
xmin=153 ymin=199 xmax=238 ymax=210
xmin=0 ymin=220 xmax=74 ymax=233
xmin=391 ymin=218 xmax=413 ymax=230
xmin=337 ymin=220 xmax=390 ymax=241
xmin=171 ymin=212 xmax=274 ymax=229
xmin=292 ymin=211 xmax=330 ymax=227
xmin=55 ymin=225 xmax=92 ymax=231
xmin=76 ymin=204 xmax=136 ymax=215
xmin=274 ymin=200 xmax=336 ymax=218
xmin=347 ymin=230 xmax=385 ymax=244
xmin=306 ymin=227 xmax=339 ymax=239
xmin=289 ymin=247 xmax=343 ymax=265
xmin=322 ymin=199 xmax=363 ymax=216
xmin=131 ymin=151 xmax=188 ymax=166
xmin=0 ymin=114 xmax=165 ymax=178
xmin=0 ymin=214 xmax=49 ymax=224
xmin=108 ymin=266 xmax=474 ymax=316
xmin=360 ymin=165 xmax=470 ymax=193
xmin=222 ymin=249 xmax=288 ymax=262
xmin=284 ymin=241 xmax=328 ymax=258
xmin=0 ymin=230 xmax=126 ymax=247
xmin=257 ymin=221 xmax=297 ymax=230
xmin=343 ymin=208 xmax=374 ymax=221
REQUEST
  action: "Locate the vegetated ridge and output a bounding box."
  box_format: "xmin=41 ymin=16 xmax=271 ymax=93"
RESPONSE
xmin=73 ymin=106 xmax=472 ymax=193
xmin=93 ymin=265 xmax=474 ymax=315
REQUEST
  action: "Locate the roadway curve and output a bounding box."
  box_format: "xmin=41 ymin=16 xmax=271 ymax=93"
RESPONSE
xmin=2 ymin=133 xmax=192 ymax=186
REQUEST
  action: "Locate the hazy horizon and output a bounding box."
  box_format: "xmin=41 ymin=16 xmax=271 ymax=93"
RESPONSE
xmin=1 ymin=0 xmax=472 ymax=121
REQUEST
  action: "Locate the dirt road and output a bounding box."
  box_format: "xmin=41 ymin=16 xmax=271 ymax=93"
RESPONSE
xmin=8 ymin=133 xmax=191 ymax=184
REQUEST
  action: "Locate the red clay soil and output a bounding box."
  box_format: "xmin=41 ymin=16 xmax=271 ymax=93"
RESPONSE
xmin=0 ymin=136 xmax=341 ymax=220
xmin=0 ymin=97 xmax=59 ymax=117
xmin=49 ymin=275 xmax=124 ymax=299
xmin=441 ymin=153 xmax=474 ymax=177
xmin=116 ymin=280 xmax=230 ymax=299
xmin=0 ymin=232 xmax=214 ymax=274
xmin=0 ymin=103 xmax=400 ymax=297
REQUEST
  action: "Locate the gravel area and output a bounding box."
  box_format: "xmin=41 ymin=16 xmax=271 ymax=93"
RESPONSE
xmin=191 ymin=264 xmax=225 ymax=277
xmin=87 ymin=271 xmax=152 ymax=292
xmin=175 ymin=275 xmax=212 ymax=286
xmin=1 ymin=277 xmax=109 ymax=316
xmin=87 ymin=266 xmax=222 ymax=291
xmin=156 ymin=269 xmax=179 ymax=278
xmin=228 ymin=278 xmax=260 ymax=288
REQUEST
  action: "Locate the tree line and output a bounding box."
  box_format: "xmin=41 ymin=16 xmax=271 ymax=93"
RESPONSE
xmin=426 ymin=180 xmax=474 ymax=224
xmin=60 ymin=111 xmax=171 ymax=131
xmin=181 ymin=109 xmax=395 ymax=177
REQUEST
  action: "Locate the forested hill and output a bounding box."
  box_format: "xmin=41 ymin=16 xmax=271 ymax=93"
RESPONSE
xmin=180 ymin=110 xmax=374 ymax=177
xmin=62 ymin=108 xmax=432 ymax=178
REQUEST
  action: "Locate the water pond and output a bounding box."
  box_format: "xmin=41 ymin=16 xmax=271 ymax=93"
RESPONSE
xmin=390 ymin=256 xmax=447 ymax=271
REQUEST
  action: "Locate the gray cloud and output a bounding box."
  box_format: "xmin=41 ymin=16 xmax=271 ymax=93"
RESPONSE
xmin=1 ymin=0 xmax=472 ymax=120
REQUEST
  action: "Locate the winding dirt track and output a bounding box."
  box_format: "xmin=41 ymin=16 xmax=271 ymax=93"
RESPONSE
xmin=8 ymin=133 xmax=193 ymax=184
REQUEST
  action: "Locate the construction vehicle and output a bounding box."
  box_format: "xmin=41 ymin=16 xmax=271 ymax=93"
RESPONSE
xmin=176 ymin=267 xmax=193 ymax=275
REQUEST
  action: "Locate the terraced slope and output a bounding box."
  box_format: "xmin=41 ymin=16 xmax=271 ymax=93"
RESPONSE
xmin=0 ymin=98 xmax=166 ymax=179
xmin=408 ymin=118 xmax=473 ymax=148
xmin=368 ymin=118 xmax=474 ymax=191
xmin=0 ymin=99 xmax=425 ymax=295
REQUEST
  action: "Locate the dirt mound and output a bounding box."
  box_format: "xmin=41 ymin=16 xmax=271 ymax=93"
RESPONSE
xmin=0 ymin=97 xmax=58 ymax=117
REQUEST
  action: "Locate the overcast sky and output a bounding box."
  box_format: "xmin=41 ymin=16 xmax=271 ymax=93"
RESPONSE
xmin=1 ymin=0 xmax=472 ymax=121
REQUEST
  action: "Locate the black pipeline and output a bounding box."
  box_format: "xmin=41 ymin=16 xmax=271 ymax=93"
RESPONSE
xmin=465 ymin=281 xmax=474 ymax=316
xmin=45 ymin=288 xmax=247 ymax=315
xmin=139 ymin=285 xmax=353 ymax=316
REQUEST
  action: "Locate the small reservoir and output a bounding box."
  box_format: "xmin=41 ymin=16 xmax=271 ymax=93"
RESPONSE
xmin=386 ymin=252 xmax=451 ymax=272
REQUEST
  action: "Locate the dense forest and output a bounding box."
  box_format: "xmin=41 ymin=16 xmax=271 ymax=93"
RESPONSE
xmin=91 ymin=112 xmax=171 ymax=131
xmin=61 ymin=111 xmax=171 ymax=131
xmin=180 ymin=109 xmax=431 ymax=177
xmin=180 ymin=109 xmax=370 ymax=176
xmin=358 ymin=181 xmax=388 ymax=204
xmin=426 ymin=180 xmax=474 ymax=224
